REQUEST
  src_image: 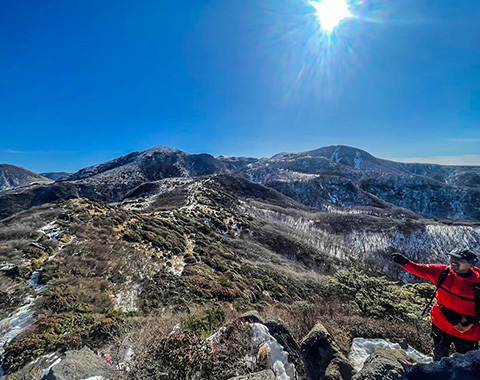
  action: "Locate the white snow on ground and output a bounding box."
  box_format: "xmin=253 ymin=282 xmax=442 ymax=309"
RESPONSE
xmin=203 ymin=322 xmax=296 ymax=380
xmin=0 ymin=264 xmax=16 ymax=272
xmin=331 ymin=146 xmax=341 ymax=163
xmin=252 ymin=323 xmax=296 ymax=380
xmin=169 ymin=255 xmax=185 ymax=277
xmin=0 ymin=295 xmax=35 ymax=357
xmin=348 ymin=337 xmax=432 ymax=372
xmin=38 ymin=221 xmax=62 ymax=241
xmin=185 ymin=181 xmax=200 ymax=211
xmin=168 ymin=323 xmax=181 ymax=338
xmin=40 ymin=357 xmax=62 ymax=379
xmin=206 ymin=327 xmax=227 ymax=345
xmin=122 ymin=194 xmax=157 ymax=211
xmin=114 ymin=283 xmax=139 ymax=313
xmin=28 ymin=271 xmax=45 ymax=293
xmin=0 ymin=270 xmax=53 ymax=379
xmin=354 ymin=152 xmax=362 ymax=170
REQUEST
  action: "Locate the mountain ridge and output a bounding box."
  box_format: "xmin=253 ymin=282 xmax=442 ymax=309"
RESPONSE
xmin=1 ymin=145 xmax=480 ymax=221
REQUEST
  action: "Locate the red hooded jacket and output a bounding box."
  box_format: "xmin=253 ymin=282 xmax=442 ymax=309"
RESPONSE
xmin=402 ymin=261 xmax=480 ymax=341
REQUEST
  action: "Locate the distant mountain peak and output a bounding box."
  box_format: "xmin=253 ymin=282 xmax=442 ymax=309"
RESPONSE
xmin=0 ymin=164 xmax=52 ymax=192
xmin=141 ymin=145 xmax=183 ymax=155
xmin=304 ymin=145 xmax=373 ymax=159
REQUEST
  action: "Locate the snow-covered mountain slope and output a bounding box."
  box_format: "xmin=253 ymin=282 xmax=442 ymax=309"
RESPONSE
xmin=245 ymin=145 xmax=480 ymax=221
xmin=65 ymin=146 xmax=257 ymax=182
xmin=115 ymin=174 xmax=480 ymax=277
xmin=0 ymin=165 xmax=52 ymax=192
xmin=2 ymin=144 xmax=480 ymax=222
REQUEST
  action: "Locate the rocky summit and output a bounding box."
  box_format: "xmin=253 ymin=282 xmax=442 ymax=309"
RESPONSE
xmin=0 ymin=145 xmax=479 ymax=379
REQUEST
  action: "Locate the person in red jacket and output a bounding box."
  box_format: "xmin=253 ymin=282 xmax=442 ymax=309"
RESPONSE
xmin=392 ymin=248 xmax=480 ymax=361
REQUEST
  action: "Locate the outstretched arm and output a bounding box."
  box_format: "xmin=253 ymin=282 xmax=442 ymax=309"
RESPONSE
xmin=392 ymin=253 xmax=447 ymax=285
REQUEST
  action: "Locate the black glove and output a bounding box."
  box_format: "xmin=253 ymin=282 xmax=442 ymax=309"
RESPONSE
xmin=392 ymin=253 xmax=410 ymax=265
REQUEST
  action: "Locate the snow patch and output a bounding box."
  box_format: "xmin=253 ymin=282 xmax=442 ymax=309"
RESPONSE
xmin=40 ymin=356 xmax=62 ymax=379
xmin=0 ymin=295 xmax=35 ymax=357
xmin=348 ymin=337 xmax=432 ymax=372
xmin=169 ymin=255 xmax=185 ymax=276
xmin=331 ymin=146 xmax=341 ymax=163
xmin=0 ymin=264 xmax=16 ymax=272
xmin=28 ymin=271 xmax=45 ymax=293
xmin=168 ymin=323 xmax=181 ymax=337
xmin=38 ymin=221 xmax=62 ymax=241
xmin=206 ymin=327 xmax=227 ymax=345
xmin=0 ymin=271 xmax=50 ymax=364
xmin=252 ymin=323 xmax=296 ymax=380
xmin=354 ymin=152 xmax=362 ymax=170
xmin=114 ymin=283 xmax=139 ymax=312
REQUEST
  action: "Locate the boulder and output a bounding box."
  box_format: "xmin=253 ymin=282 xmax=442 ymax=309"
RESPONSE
xmin=352 ymin=348 xmax=408 ymax=380
xmin=42 ymin=347 xmax=116 ymax=380
xmin=405 ymin=350 xmax=480 ymax=380
xmin=240 ymin=310 xmax=264 ymax=325
xmin=228 ymin=369 xmax=276 ymax=380
xmin=300 ymin=323 xmax=354 ymax=380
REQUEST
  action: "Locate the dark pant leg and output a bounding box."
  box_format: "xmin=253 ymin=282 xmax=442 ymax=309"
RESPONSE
xmin=431 ymin=323 xmax=452 ymax=361
xmin=452 ymin=335 xmax=479 ymax=354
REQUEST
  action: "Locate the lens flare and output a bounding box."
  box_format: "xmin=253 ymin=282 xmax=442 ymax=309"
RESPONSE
xmin=310 ymin=0 xmax=353 ymax=32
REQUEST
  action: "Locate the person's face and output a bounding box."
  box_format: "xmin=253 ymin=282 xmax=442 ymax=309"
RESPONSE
xmin=449 ymin=256 xmax=473 ymax=274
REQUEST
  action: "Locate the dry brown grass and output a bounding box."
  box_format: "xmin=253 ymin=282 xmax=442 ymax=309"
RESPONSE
xmin=260 ymin=299 xmax=432 ymax=355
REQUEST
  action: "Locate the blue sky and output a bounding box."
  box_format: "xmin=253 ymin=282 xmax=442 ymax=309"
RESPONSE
xmin=1 ymin=0 xmax=479 ymax=172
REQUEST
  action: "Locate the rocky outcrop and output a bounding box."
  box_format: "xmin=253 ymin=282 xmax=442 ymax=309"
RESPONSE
xmin=228 ymin=369 xmax=276 ymax=380
xmin=352 ymin=348 xmax=408 ymax=380
xmin=42 ymin=347 xmax=116 ymax=380
xmin=300 ymin=323 xmax=354 ymax=380
xmin=405 ymin=350 xmax=480 ymax=380
xmin=239 ymin=310 xmax=265 ymax=325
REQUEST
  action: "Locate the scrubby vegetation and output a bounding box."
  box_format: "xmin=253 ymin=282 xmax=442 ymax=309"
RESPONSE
xmin=2 ymin=310 xmax=125 ymax=373
xmin=0 ymin=191 xmax=439 ymax=378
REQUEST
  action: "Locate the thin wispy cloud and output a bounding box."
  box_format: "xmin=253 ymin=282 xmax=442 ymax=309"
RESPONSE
xmin=445 ymin=138 xmax=480 ymax=143
xmin=391 ymin=155 xmax=480 ymax=166
xmin=4 ymin=149 xmax=76 ymax=154
xmin=5 ymin=149 xmax=42 ymax=154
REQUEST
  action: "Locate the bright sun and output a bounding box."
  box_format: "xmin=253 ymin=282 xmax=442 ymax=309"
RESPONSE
xmin=310 ymin=0 xmax=353 ymax=32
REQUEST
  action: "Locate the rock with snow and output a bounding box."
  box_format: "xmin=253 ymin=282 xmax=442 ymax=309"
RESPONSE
xmin=352 ymin=347 xmax=409 ymax=380
xmin=264 ymin=320 xmax=306 ymax=378
xmin=404 ymin=350 xmax=480 ymax=380
xmin=300 ymin=323 xmax=354 ymax=380
xmin=348 ymin=338 xmax=432 ymax=372
xmin=251 ymin=323 xmax=297 ymax=380
xmin=41 ymin=347 xmax=116 ymax=380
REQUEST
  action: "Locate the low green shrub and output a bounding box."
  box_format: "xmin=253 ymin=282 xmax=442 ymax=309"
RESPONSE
xmin=1 ymin=310 xmax=125 ymax=373
xmin=183 ymin=306 xmax=226 ymax=337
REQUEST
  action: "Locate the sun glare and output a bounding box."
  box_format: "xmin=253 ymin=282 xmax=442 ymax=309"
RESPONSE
xmin=310 ymin=0 xmax=353 ymax=32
